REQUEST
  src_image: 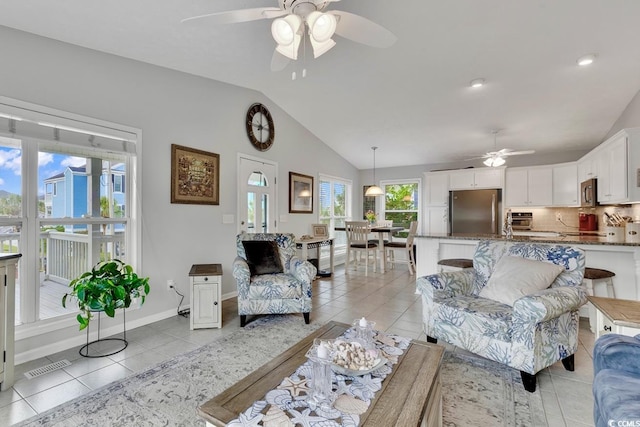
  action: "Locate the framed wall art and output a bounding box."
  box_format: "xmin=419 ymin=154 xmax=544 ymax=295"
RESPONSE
xmin=312 ymin=224 xmax=329 ymax=238
xmin=289 ymin=172 xmax=314 ymax=213
xmin=171 ymin=144 xmax=220 ymax=205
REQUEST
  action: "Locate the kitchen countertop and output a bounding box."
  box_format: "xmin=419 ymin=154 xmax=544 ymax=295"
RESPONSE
xmin=416 ymin=233 xmax=639 ymax=247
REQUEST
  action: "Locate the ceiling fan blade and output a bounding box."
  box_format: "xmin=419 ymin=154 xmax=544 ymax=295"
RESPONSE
xmin=271 ymin=49 xmax=291 ymax=72
xmin=181 ymin=7 xmax=282 ymax=25
xmin=502 ymin=150 xmax=536 ymax=156
xmin=329 ymin=10 xmax=397 ymax=48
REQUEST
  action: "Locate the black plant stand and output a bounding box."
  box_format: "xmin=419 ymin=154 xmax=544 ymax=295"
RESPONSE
xmin=79 ymin=309 xmax=128 ymax=358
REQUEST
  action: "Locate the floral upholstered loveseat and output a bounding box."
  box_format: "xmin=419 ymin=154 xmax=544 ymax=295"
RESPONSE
xmin=416 ymin=240 xmax=586 ymax=392
xmin=233 ymin=232 xmax=316 ymax=327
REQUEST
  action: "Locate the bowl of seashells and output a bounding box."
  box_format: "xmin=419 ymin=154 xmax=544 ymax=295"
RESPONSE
xmin=323 ymin=339 xmax=386 ymax=376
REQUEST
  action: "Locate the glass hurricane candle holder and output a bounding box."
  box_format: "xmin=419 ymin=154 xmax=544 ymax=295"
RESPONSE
xmin=305 ymin=339 xmax=336 ymax=410
xmin=353 ymin=317 xmax=376 ymax=349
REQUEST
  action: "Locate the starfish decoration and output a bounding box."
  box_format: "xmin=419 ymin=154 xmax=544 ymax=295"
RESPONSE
xmin=277 ymin=377 xmax=310 ymax=397
xmin=375 ymin=333 xmax=396 ymax=347
xmin=288 ymin=408 xmax=326 ymax=427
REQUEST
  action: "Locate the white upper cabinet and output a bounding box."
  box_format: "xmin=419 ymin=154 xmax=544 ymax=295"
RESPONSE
xmin=577 ymin=154 xmax=598 ymax=182
xmin=552 ymin=163 xmax=578 ymax=206
xmin=505 ymin=166 xmax=553 ymax=207
xmin=597 ymin=132 xmax=628 ymax=204
xmin=448 ymin=168 xmax=504 ymax=190
xmin=425 ymin=172 xmax=449 ymax=206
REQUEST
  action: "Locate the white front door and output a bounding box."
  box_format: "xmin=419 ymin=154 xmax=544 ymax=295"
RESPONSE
xmin=238 ymin=156 xmax=277 ymax=233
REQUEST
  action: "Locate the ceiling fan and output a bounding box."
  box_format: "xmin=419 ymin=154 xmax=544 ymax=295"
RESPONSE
xmin=472 ymin=130 xmax=535 ymax=167
xmin=181 ymin=0 xmax=397 ymax=71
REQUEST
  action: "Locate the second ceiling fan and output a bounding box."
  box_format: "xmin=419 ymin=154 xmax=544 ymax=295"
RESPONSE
xmin=474 ymin=130 xmax=535 ymax=167
xmin=181 ymin=0 xmax=397 ymax=70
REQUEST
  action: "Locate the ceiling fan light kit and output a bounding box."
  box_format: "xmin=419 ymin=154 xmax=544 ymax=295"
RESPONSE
xmin=182 ymin=0 xmax=396 ymax=69
xmin=272 ymin=15 xmax=303 ymax=60
xmin=483 ymin=156 xmax=506 ymax=167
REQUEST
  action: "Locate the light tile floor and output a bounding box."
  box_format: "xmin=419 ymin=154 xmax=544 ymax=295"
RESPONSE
xmin=0 ymin=265 xmax=595 ymax=426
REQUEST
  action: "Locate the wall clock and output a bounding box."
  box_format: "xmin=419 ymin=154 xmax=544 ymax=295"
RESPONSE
xmin=245 ymin=103 xmax=275 ymax=151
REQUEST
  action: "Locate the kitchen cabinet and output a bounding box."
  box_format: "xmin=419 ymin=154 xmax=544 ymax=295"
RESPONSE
xmin=189 ymin=264 xmax=222 ymax=330
xmin=425 ymin=172 xmax=449 ymax=206
xmin=552 ymin=163 xmax=578 ymax=206
xmin=448 ymin=168 xmax=504 ymax=190
xmin=597 ymin=133 xmax=628 ymax=204
xmin=577 ymin=154 xmax=598 ymax=183
xmin=425 ymin=206 xmax=448 ymax=235
xmin=505 ymin=166 xmax=552 ymax=207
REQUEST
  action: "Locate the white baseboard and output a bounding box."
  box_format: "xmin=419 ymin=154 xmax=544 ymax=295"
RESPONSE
xmin=16 ymin=292 xmax=239 ymax=365
xmin=15 ymin=308 xmax=178 ymax=365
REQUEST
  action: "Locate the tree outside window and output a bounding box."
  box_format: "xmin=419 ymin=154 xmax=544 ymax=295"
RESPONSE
xmin=381 ymin=181 xmax=419 ymax=237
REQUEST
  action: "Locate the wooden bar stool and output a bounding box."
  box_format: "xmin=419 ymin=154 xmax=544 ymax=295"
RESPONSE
xmin=437 ymin=258 xmax=473 ymax=272
xmin=583 ymin=267 xmax=616 ymax=333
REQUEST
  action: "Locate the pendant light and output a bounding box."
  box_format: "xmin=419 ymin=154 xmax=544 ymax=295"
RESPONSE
xmin=365 ymin=146 xmax=384 ymax=196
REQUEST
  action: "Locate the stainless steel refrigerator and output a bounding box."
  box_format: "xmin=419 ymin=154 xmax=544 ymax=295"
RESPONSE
xmin=449 ymin=189 xmax=501 ymax=234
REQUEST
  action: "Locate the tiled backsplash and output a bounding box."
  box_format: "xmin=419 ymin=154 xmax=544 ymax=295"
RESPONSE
xmin=510 ymin=206 xmax=640 ymax=233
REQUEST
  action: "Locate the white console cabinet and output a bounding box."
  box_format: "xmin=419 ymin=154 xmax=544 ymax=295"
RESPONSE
xmin=189 ymin=264 xmax=222 ymax=330
xmin=0 ymin=254 xmax=21 ymax=391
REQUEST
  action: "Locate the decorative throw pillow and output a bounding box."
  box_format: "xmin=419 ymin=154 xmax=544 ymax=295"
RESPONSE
xmin=479 ymin=255 xmax=565 ymax=306
xmin=242 ymin=240 xmax=284 ymax=276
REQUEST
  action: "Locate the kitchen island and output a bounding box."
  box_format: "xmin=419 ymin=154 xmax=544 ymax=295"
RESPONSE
xmin=416 ymin=234 xmax=640 ymax=301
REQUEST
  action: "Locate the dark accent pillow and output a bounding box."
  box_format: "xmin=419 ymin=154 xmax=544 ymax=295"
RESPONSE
xmin=242 ymin=240 xmax=284 ymax=276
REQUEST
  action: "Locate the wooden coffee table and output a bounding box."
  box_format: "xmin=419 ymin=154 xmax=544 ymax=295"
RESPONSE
xmin=198 ymin=321 xmax=444 ymax=427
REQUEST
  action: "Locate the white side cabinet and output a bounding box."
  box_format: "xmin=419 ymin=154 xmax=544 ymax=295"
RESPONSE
xmin=0 ymin=254 xmax=20 ymax=391
xmin=189 ymin=264 xmax=222 ymax=330
xmin=589 ymin=296 xmax=640 ymax=339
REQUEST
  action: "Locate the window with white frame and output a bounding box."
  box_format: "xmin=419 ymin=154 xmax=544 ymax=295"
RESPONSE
xmin=319 ymin=174 xmax=352 ymax=257
xmin=379 ymin=179 xmax=420 ymax=237
xmin=0 ymin=99 xmax=140 ymax=327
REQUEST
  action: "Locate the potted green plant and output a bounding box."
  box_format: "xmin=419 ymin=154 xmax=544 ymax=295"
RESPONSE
xmin=62 ymin=259 xmax=150 ymax=330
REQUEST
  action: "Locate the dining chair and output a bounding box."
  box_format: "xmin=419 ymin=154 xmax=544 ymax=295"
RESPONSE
xmin=345 ymin=221 xmax=377 ymax=276
xmin=384 ymin=221 xmax=418 ymax=274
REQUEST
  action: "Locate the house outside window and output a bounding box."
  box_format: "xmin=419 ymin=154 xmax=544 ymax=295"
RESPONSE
xmin=379 ymin=179 xmax=421 ymax=237
xmin=0 ymin=99 xmax=140 ymax=328
xmin=319 ymin=174 xmax=352 ymax=263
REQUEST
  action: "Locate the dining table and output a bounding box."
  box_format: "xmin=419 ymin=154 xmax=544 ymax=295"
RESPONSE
xmin=336 ymin=225 xmax=405 ymax=273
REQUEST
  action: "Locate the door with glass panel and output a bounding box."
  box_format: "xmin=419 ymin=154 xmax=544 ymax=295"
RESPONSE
xmin=239 ymin=157 xmax=277 ymax=234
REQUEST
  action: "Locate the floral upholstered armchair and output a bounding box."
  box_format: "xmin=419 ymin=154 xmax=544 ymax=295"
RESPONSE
xmin=233 ymin=232 xmax=316 ymax=327
xmin=416 ymin=240 xmax=586 ymax=392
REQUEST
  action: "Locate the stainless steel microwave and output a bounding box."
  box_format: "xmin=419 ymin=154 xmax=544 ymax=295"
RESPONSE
xmin=580 ymin=178 xmax=597 ymax=207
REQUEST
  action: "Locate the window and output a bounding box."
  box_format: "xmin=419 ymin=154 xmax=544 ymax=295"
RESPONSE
xmin=0 ymin=98 xmax=140 ymax=328
xmin=319 ymin=174 xmax=352 ymax=258
xmin=380 ymin=180 xmax=421 ymax=237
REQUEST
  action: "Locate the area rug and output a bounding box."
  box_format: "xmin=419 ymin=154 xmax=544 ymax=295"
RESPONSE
xmin=16 ymin=316 xmax=546 ymax=426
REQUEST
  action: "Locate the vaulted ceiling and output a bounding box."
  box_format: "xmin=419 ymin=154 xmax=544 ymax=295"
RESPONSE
xmin=2 ymin=0 xmax=640 ymax=169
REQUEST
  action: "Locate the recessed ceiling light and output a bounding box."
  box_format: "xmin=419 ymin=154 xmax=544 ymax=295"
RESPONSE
xmin=577 ymin=54 xmax=596 ymax=66
xmin=470 ymin=78 xmax=485 ymax=88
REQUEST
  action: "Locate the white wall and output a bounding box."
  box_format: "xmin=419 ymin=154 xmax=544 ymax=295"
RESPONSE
xmin=0 ymin=26 xmax=359 ymax=361
xmin=606 ymin=88 xmax=640 ymax=138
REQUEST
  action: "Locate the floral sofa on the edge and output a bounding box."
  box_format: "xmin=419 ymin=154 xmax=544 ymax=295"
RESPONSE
xmin=233 ymin=232 xmax=316 ymax=327
xmin=416 ymin=239 xmax=587 ymax=392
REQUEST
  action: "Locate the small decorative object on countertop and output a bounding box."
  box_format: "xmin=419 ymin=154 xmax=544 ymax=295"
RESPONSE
xmin=504 ymin=209 xmax=513 ymax=240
